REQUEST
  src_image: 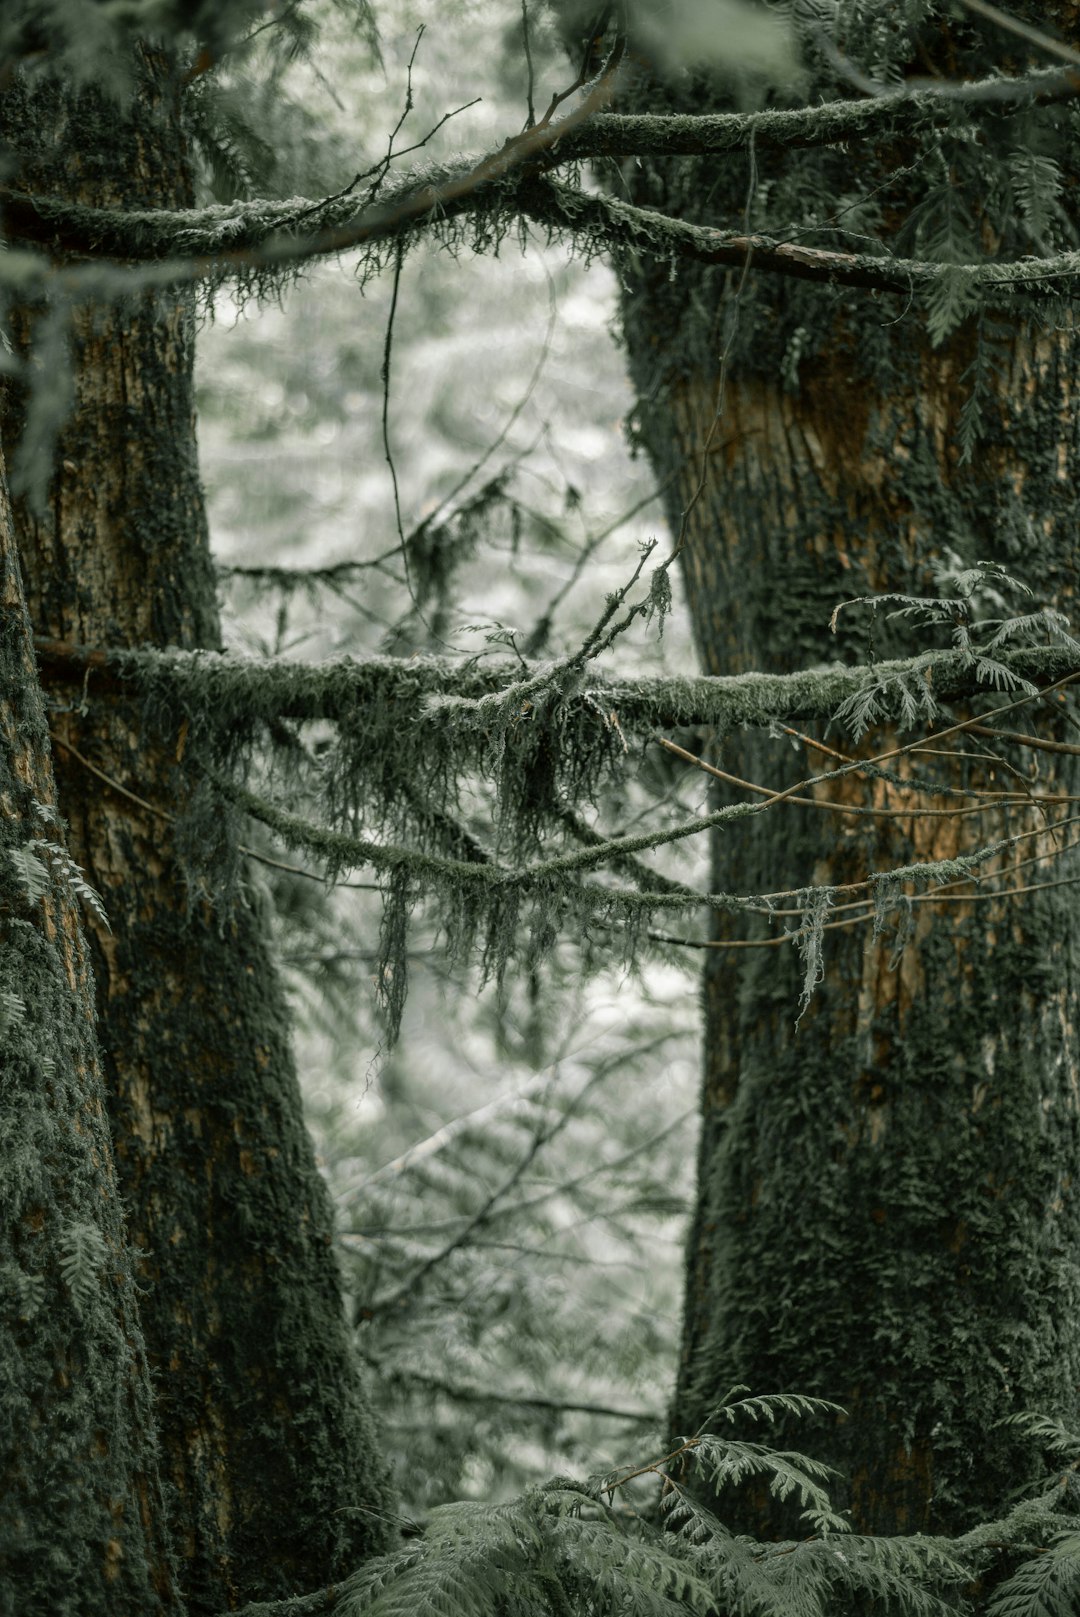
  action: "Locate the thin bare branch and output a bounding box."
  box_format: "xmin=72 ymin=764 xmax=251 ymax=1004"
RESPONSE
xmin=957 ymin=0 xmax=1080 ymax=69
xmin=655 ymin=736 xmax=1080 ymax=818
xmin=966 ymin=722 xmax=1080 ymax=757
xmin=48 ymin=731 xmax=381 ymax=891
xmin=357 ymin=1365 xmax=660 ymax=1423
xmin=650 ymin=871 xmax=1080 ymax=952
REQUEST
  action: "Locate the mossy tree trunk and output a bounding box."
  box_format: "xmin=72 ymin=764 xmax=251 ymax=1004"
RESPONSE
xmin=0 ymin=454 xmax=181 ymax=1616
xmin=1 ymin=49 xmax=392 ymax=1613
xmin=607 ymin=8 xmax=1080 ymax=1534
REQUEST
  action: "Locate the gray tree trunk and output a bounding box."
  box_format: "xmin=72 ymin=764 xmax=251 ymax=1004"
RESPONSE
xmin=0 ymin=47 xmax=393 ymax=1610
xmin=0 ymin=452 xmax=182 ymax=1616
xmin=607 ymin=8 xmax=1080 ymax=1533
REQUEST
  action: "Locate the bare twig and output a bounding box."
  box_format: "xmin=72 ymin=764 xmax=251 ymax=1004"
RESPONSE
xmin=357 ymin=1364 xmax=659 ymax=1424
xmin=337 ymin=1071 xmax=559 ymax=1199
xmin=380 ymin=240 xmax=411 ymax=602
xmin=47 ymin=731 xmax=381 ymax=891
xmin=521 ymin=0 xmax=537 ymax=129
xmin=366 ymin=1056 xmax=627 ymax=1316
xmin=524 ymin=479 xmax=670 ymax=657
xmin=408 ymin=271 xmax=558 ymax=550
xmin=220 ymin=550 xmax=404 ymax=585
xmin=649 ymin=870 xmax=1080 ymax=952
xmin=966 ymin=722 xmax=1080 ymax=757
xmin=957 ymin=0 xmax=1080 ymax=69
xmin=655 ymin=735 xmax=1080 ymax=818
xmin=604 ymin=1438 xmax=700 ymax=1493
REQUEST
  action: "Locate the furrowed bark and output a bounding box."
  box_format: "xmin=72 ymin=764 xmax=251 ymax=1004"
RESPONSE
xmin=604 ymin=5 xmax=1080 ymax=1534
xmin=0 ymin=49 xmax=392 ymax=1612
xmin=0 ymin=453 xmax=181 ymax=1615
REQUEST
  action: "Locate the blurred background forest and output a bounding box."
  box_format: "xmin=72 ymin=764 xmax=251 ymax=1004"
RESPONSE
xmin=195 ymin=0 xmax=702 ymax=1519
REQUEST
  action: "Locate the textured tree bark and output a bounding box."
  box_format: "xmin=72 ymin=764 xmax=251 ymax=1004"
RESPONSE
xmin=0 ymin=453 xmax=181 ymax=1615
xmin=0 ymin=51 xmax=392 ymax=1612
xmin=607 ymin=11 xmax=1080 ymax=1534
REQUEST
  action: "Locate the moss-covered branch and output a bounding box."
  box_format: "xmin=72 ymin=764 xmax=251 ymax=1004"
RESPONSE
xmin=550 ymin=63 xmax=1080 ymax=159
xmin=519 ymin=175 xmax=1080 ymax=302
xmin=3 ymin=63 xmax=1076 ymax=263
xmin=227 ymin=779 xmax=761 ymax=909
xmin=8 ymin=162 xmax=1080 ymax=307
xmin=5 ymin=69 xmax=1080 ymax=311
xmin=40 ymin=631 xmax=1079 ymax=1049
xmin=229 ymin=778 xmax=1047 ymax=925
xmin=35 ymin=634 xmax=1079 ymax=736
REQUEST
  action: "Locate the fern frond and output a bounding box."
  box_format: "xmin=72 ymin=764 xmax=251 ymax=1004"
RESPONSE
xmin=935 ymin=559 xmax=1033 ymax=604
xmin=1009 ymin=152 xmax=1063 ymax=243
xmin=986 ymin=1533 xmax=1080 ymax=1617
xmin=713 ymin=1535 xmax=828 ymax=1617
xmin=37 ymin=840 xmax=111 ymax=931
xmin=338 ymin=1487 xmax=715 ymax=1617
xmin=999 ymin=1413 xmax=1080 ymax=1460
xmin=770 ymin=1533 xmax=970 ymax=1615
xmin=1 ymin=1264 xmax=47 ymax=1323
xmin=689 ymin=1436 xmax=848 ymax=1536
xmin=926 ymin=265 xmax=980 ymax=347
xmin=58 ymin=1221 xmax=110 ymax=1318
xmin=338 ymin=1545 xmax=428 ymax=1616
xmin=661 ymin=1488 xmax=734 ymax=1545
xmin=984 ymin=609 xmax=1080 ymax=657
xmin=551 ymin=1515 xmax=717 ymax=1615
xmin=970 ymin=656 xmax=1038 ymax=694
xmin=831 ymin=662 xmax=939 ymax=738
xmin=8 ymin=843 xmax=50 ymax=906
xmin=706 ymin=1389 xmax=846 ymax=1429
xmin=0 ymin=988 xmax=26 ymax=1034
xmin=6 ymin=838 xmax=111 ymax=930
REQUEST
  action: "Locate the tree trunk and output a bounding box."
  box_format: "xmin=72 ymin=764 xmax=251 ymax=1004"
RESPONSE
xmin=0 ymin=453 xmax=181 ymax=1615
xmin=1 ymin=50 xmax=392 ymax=1611
xmin=610 ymin=11 xmax=1080 ymax=1534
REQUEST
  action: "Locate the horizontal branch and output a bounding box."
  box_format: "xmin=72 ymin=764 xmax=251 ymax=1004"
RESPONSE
xmin=4 ymin=63 xmax=1075 ymax=261
xmin=1 ymin=62 xmax=625 ymax=268
xmin=519 ymin=176 xmax=1080 ymax=301
xmin=9 ymin=162 xmax=1079 ymax=314
xmin=549 ymin=64 xmax=1080 ymax=161
xmin=225 ymin=779 xmax=760 ymax=909
xmin=33 ymin=634 xmax=1079 ymax=736
xmin=363 ymin=1366 xmax=659 ymax=1423
xmin=4 ymin=65 xmax=1080 ymax=307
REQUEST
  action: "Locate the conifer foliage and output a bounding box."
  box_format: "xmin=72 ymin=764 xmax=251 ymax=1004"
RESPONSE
xmin=331 ymin=1396 xmax=1080 ymax=1617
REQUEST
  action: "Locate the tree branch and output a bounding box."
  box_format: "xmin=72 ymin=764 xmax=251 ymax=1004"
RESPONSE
xmin=367 ymin=1367 xmax=660 ymax=1423
xmin=4 ymin=65 xmax=1080 ymax=306
xmin=4 ymin=63 xmax=1076 ymax=260
xmin=548 ymin=63 xmax=1080 ymax=160
xmin=33 ymin=634 xmax=1079 ymax=736
xmin=518 ymin=175 xmax=1080 ymax=302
